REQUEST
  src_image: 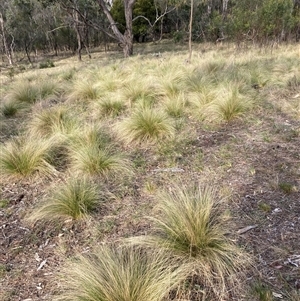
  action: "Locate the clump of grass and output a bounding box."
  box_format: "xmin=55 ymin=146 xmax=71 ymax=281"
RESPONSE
xmin=163 ymin=94 xmax=187 ymax=118
xmin=123 ymin=80 xmax=157 ymax=107
xmin=258 ymin=202 xmax=271 ymax=213
xmin=0 ymin=137 xmax=57 ymax=178
xmin=68 ymin=80 xmax=99 ymax=102
xmin=68 ymin=127 xmax=131 ymax=177
xmin=57 ymin=245 xmax=184 ymax=301
xmin=96 ymin=97 xmax=126 ymax=117
xmin=252 ymin=282 xmax=273 ymax=301
xmin=116 ymin=107 xmax=175 ymax=146
xmin=278 ymin=182 xmax=294 ymax=194
xmin=208 ymin=85 xmax=252 ymax=122
xmin=130 ymin=183 xmax=250 ymax=299
xmin=7 ymin=81 xmax=39 ymax=104
xmin=1 ymin=101 xmax=19 ymax=117
xmin=28 ymin=106 xmax=80 ymax=138
xmin=69 ymin=146 xmax=130 ymax=177
xmin=28 ymin=177 xmax=100 ymax=222
xmin=202 ymin=58 xmax=226 ymax=74
xmin=60 ymin=68 xmax=76 ymax=81
xmin=38 ymin=80 xmax=60 ymax=100
xmin=156 ymin=66 xmax=187 ymax=98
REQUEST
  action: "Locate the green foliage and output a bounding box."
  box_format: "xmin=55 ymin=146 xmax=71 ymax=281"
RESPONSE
xmin=278 ymin=182 xmax=294 ymax=194
xmin=39 ymin=59 xmax=55 ymax=69
xmin=227 ymin=0 xmax=296 ymax=43
xmin=29 ymin=177 xmax=100 ymax=222
xmin=253 ymin=282 xmax=273 ymax=301
xmin=57 ymin=245 xmax=184 ymax=301
xmin=111 ymin=0 xmax=157 ymax=39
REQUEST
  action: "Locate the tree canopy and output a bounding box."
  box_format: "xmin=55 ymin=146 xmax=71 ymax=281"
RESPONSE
xmin=0 ymin=0 xmax=299 ymax=61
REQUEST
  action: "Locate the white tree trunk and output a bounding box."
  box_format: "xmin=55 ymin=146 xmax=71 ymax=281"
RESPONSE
xmin=0 ymin=11 xmax=13 ymax=65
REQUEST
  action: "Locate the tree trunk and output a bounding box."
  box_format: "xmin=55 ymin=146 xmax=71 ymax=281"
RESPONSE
xmin=97 ymin=0 xmax=136 ymax=57
xmin=0 ymin=11 xmax=13 ymax=65
xmin=188 ymin=0 xmax=194 ymax=63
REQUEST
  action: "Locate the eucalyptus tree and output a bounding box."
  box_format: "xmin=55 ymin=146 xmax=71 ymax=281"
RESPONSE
xmin=0 ymin=8 xmax=13 ymax=65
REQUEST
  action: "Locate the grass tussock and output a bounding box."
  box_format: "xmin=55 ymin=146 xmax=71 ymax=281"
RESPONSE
xmin=162 ymin=93 xmax=187 ymax=118
xmin=28 ymin=177 xmax=100 ymax=222
xmin=0 ymin=137 xmax=57 ymax=179
xmin=123 ymin=80 xmax=157 ymax=107
xmin=208 ymin=85 xmax=253 ymax=122
xmin=68 ymin=126 xmax=131 ymax=177
xmin=129 ymin=184 xmax=250 ymax=299
xmin=68 ymin=80 xmax=99 ymax=102
xmin=116 ymin=107 xmax=175 ymax=146
xmin=28 ymin=106 xmax=80 ymax=138
xmin=6 ymin=81 xmax=40 ymax=104
xmin=1 ymin=100 xmax=19 ymax=117
xmin=57 ymin=245 xmax=184 ymax=301
xmin=95 ymin=97 xmax=127 ymax=117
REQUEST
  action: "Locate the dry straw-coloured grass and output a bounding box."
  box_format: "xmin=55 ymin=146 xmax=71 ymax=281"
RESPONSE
xmin=116 ymin=107 xmax=175 ymax=146
xmin=28 ymin=177 xmax=100 ymax=222
xmin=67 ymin=79 xmax=100 ymax=102
xmin=56 ymin=245 xmax=185 ymax=301
xmin=67 ymin=124 xmax=132 ymax=177
xmin=129 ymin=183 xmax=251 ymax=299
xmin=0 ymin=136 xmax=58 ymax=179
xmin=27 ymin=106 xmax=80 ymax=138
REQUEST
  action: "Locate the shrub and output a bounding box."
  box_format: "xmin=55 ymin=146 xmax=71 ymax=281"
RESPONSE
xmin=39 ymin=59 xmax=55 ymax=69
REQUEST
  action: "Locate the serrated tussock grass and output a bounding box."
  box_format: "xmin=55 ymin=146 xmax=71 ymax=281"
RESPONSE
xmin=123 ymin=79 xmax=158 ymax=107
xmin=116 ymin=107 xmax=175 ymax=146
xmin=27 ymin=106 xmax=80 ymax=138
xmin=162 ymin=93 xmax=187 ymax=118
xmin=95 ymin=97 xmax=127 ymax=117
xmin=38 ymin=79 xmax=61 ymax=100
xmin=28 ymin=177 xmax=100 ymax=222
xmin=6 ymin=81 xmax=40 ymax=104
xmin=207 ymin=85 xmax=253 ymax=122
xmin=56 ymin=245 xmax=185 ymax=301
xmin=67 ymin=80 xmax=99 ymax=102
xmin=0 ymin=136 xmax=58 ymax=179
xmin=68 ymin=127 xmax=131 ymax=177
xmin=1 ymin=100 xmax=19 ymax=117
xmin=129 ymin=184 xmax=250 ymax=299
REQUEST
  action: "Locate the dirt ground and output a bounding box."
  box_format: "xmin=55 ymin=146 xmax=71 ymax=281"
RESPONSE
xmin=1 ymin=68 xmax=300 ymax=300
